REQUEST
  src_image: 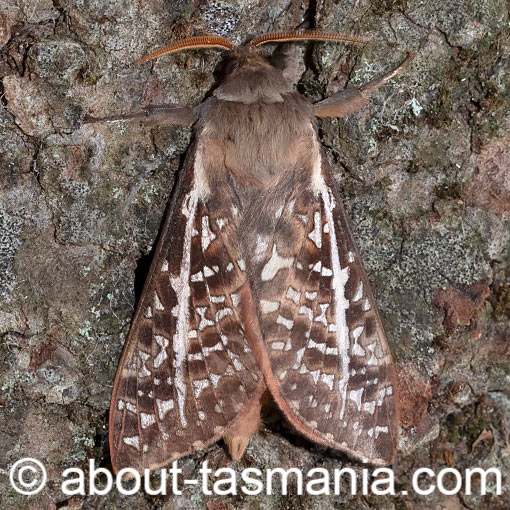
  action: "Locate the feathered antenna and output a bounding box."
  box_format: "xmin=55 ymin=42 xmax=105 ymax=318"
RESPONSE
xmin=134 ymin=36 xmax=234 ymax=65
xmin=250 ymin=30 xmax=373 ymax=47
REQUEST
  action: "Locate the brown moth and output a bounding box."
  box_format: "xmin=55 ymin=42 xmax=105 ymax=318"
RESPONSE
xmin=87 ymin=30 xmax=414 ymax=475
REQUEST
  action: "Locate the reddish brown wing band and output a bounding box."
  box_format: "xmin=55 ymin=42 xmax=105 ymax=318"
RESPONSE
xmin=109 ymin=149 xmax=265 ymax=474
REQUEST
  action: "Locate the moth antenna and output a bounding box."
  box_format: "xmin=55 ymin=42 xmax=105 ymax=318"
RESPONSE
xmin=250 ymin=30 xmax=374 ymax=47
xmin=134 ymin=36 xmax=234 ymax=65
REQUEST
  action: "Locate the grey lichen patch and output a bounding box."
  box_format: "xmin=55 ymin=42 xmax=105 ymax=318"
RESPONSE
xmin=405 ymin=0 xmax=508 ymax=48
xmin=342 ymin=182 xmax=491 ymax=365
xmin=151 ymin=58 xmax=217 ymax=108
xmin=397 ymin=207 xmax=489 ymax=291
xmin=0 ymin=210 xmax=23 ymax=302
xmin=28 ymin=40 xmax=88 ymax=87
xmin=0 ymin=111 xmax=36 ymax=178
xmin=201 ymin=0 xmax=241 ymax=39
xmin=0 ymin=334 xmax=32 ymax=400
xmin=65 ymin=259 xmax=135 ymax=386
xmin=162 ymin=0 xmax=195 ymax=23
xmin=36 ymin=130 xmax=175 ymax=251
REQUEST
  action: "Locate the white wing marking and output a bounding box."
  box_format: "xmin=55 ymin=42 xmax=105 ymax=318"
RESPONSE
xmin=169 ymin=189 xmax=199 ymax=428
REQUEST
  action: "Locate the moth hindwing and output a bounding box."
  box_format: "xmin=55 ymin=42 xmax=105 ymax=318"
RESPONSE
xmin=107 ymin=31 xmax=412 ymax=474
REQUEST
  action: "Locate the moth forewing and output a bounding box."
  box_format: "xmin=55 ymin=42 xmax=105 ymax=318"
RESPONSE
xmin=109 ymin=147 xmax=266 ymax=474
xmin=244 ymin=133 xmax=398 ymax=465
xmin=105 ymin=32 xmax=412 ymax=475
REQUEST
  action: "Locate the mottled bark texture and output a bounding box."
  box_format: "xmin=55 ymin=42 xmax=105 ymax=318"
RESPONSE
xmin=0 ymin=1 xmax=509 ymax=509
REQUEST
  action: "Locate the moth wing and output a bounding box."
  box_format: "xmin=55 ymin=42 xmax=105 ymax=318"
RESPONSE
xmin=258 ymin=156 xmax=398 ymax=465
xmin=110 ymin=150 xmax=264 ymax=474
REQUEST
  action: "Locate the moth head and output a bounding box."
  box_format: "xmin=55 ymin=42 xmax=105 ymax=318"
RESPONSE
xmin=133 ymin=31 xmax=374 ymax=103
xmin=133 ymin=36 xmax=275 ymax=102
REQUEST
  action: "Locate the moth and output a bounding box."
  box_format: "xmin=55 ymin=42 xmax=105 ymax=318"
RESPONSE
xmin=87 ymin=30 xmax=414 ymax=475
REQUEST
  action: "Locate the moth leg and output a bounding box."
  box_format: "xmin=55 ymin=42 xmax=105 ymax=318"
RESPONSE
xmin=313 ymin=52 xmax=416 ymax=118
xmin=83 ymin=103 xmax=195 ymax=127
xmin=223 ymin=394 xmax=263 ymax=460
